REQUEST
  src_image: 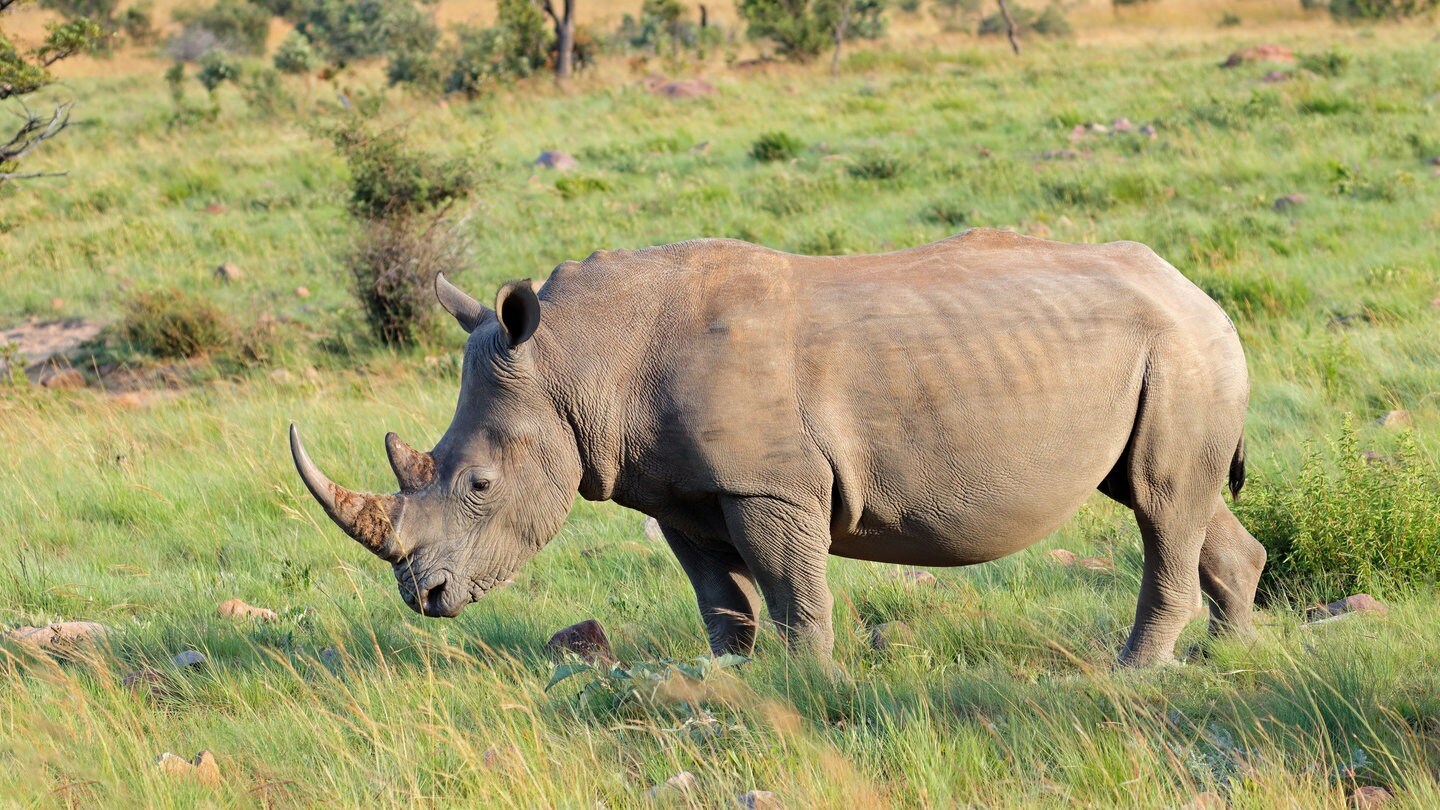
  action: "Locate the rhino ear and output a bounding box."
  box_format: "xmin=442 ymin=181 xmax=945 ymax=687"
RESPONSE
xmin=495 ymin=280 xmax=541 ymax=348
xmin=435 ymin=271 xmax=492 ymax=333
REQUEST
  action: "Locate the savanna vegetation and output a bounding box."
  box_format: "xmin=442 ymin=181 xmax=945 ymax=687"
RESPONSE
xmin=2 ymin=0 xmax=1439 ymax=805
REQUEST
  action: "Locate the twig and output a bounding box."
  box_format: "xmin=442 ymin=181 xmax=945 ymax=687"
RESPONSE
xmin=997 ymin=0 xmax=1021 ymax=56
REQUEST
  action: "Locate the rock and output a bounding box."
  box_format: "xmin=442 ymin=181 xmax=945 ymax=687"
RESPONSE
xmin=204 ymin=203 xmax=226 ymax=215
xmin=869 ymin=621 xmax=914 ymax=652
xmin=1260 ymin=70 xmax=1291 ymax=83
xmin=158 ymin=750 xmax=220 ymax=787
xmin=7 ymin=621 xmax=109 ymax=649
xmin=652 ymin=79 xmax=715 ymax=99
xmin=173 ymin=649 xmax=207 ymax=669
xmin=1350 ymin=786 xmax=1394 ymax=808
xmin=1377 ymin=410 xmax=1411 ymax=429
xmin=544 ymin=619 xmax=615 ymax=664
xmin=1182 ymin=792 xmax=1226 ymax=810
xmin=1087 ymin=122 xmax=1109 ymax=134
xmin=534 ymin=151 xmax=579 ymax=170
xmin=646 ymin=771 xmax=698 ymax=799
xmin=213 ymin=263 xmax=243 ymax=283
xmin=1110 ymin=117 xmax=1136 ymax=133
xmin=1069 ymin=124 xmax=1088 ymax=143
xmin=50 ymin=297 xmax=65 ymax=310
xmin=1316 ymin=593 xmax=1389 ymax=619
xmin=736 ymin=790 xmax=782 ymax=809
xmin=1273 ymin=193 xmax=1307 ymax=212
xmin=1139 ymin=124 xmax=1158 ymax=139
xmin=216 ymin=598 xmax=278 ymax=622
xmin=643 ymin=517 xmax=665 ymax=542
xmin=1221 ymin=44 xmax=1296 ymax=68
xmin=295 ymin=286 xmax=311 ymax=298
xmin=123 ymin=667 xmax=169 ymax=700
xmin=39 ymin=368 xmax=85 ymax=389
xmin=1048 ymin=549 xmax=1115 ymax=571
xmin=901 ymin=569 xmax=937 ymax=587
xmin=269 ymin=369 xmax=294 ymax=384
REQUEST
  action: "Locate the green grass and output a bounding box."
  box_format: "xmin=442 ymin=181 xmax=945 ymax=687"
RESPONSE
xmin=3 ymin=20 xmax=1440 ymax=807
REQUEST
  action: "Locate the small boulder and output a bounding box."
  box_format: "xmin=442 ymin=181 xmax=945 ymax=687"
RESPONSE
xmin=39 ymin=368 xmax=85 ymax=389
xmin=1221 ymin=44 xmax=1296 ymax=68
xmin=1110 ymin=118 xmax=1135 ymax=133
xmin=652 ymin=79 xmax=715 ymax=99
xmin=295 ymin=286 xmax=311 ymax=298
xmin=1139 ymin=124 xmax=1158 ymax=139
xmin=1048 ymin=549 xmax=1079 ymax=566
xmin=736 ymin=790 xmax=782 ymax=809
xmin=1273 ymin=193 xmax=1307 ymax=212
xmin=158 ymin=750 xmax=221 ymax=787
xmin=204 ymin=203 xmax=226 ymax=215
xmin=544 ymin=618 xmax=615 ymax=664
xmin=1069 ymin=124 xmax=1088 ymax=144
xmin=173 ymin=649 xmax=207 ymax=669
xmin=534 ymin=151 xmax=579 ymax=171
xmin=7 ymin=621 xmax=109 ymax=649
xmin=1350 ymin=785 xmax=1394 ymax=808
xmin=269 ymin=369 xmax=294 ymax=385
xmin=1260 ymin=70 xmax=1291 ymax=83
xmin=213 ymin=263 xmax=243 ymax=283
xmin=901 ymin=569 xmax=937 ymax=587
xmin=643 ymin=517 xmax=665 ymax=543
xmin=1087 ymin=122 xmax=1109 ymax=134
xmin=1316 ymin=593 xmax=1388 ymax=619
xmin=869 ymin=621 xmax=915 ymax=652
xmin=217 ymin=598 xmax=278 ymax=622
xmin=1048 ymin=549 xmax=1114 ymax=572
xmin=646 ymin=771 xmax=698 ymax=800
xmin=1377 ymin=410 xmax=1411 ymax=429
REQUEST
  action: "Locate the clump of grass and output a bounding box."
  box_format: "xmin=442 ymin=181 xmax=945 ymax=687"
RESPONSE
xmin=556 ymin=175 xmax=611 ymax=199
xmin=922 ymin=200 xmax=974 ymax=228
xmin=120 ymin=287 xmax=233 ymax=359
xmin=848 ymin=150 xmax=906 ymax=180
xmin=1238 ymin=418 xmax=1440 ymax=599
xmin=1300 ymin=47 xmax=1352 ymax=77
xmin=750 ymin=131 xmax=803 ymax=163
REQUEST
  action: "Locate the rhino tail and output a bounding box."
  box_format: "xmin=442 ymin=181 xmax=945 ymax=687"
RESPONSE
xmin=1228 ymin=434 xmax=1246 ymax=501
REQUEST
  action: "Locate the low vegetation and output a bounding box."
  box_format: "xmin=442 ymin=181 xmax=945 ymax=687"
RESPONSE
xmin=1 ymin=1 xmax=1439 ymax=805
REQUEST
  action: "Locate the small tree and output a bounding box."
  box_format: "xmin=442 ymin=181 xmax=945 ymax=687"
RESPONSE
xmin=738 ymin=0 xmax=887 ymax=64
xmin=1 ymin=0 xmax=102 ymax=187
xmin=274 ymin=30 xmax=319 ymax=75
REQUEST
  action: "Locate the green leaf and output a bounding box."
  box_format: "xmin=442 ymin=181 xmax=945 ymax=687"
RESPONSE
xmin=544 ymin=661 xmax=593 ymax=691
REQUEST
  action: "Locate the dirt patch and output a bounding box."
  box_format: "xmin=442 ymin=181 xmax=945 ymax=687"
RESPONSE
xmin=0 ymin=318 xmax=105 ymax=376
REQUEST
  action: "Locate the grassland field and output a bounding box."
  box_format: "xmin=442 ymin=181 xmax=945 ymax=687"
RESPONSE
xmin=2 ymin=2 xmax=1440 ymax=807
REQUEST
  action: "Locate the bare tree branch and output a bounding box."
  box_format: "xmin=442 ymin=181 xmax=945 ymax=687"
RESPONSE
xmin=997 ymin=0 xmax=1021 ymax=55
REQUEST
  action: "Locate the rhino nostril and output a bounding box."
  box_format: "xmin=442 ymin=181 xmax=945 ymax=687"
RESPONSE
xmin=421 ymin=579 xmax=448 ymax=615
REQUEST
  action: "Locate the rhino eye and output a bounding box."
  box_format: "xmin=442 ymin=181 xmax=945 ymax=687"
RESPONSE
xmin=470 ymin=478 xmax=491 ymax=493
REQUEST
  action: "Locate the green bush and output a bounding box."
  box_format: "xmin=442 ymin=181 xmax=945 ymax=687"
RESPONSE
xmin=347 ymin=216 xmax=470 ymax=346
xmin=296 ymin=0 xmax=438 ymax=65
xmin=1238 ymin=419 xmax=1440 ymax=598
xmin=173 ymin=0 xmax=271 ymax=56
xmin=120 ymin=288 xmax=234 ymax=359
xmin=739 ymin=0 xmax=887 ymax=62
xmin=750 ymin=130 xmax=804 ymax=162
xmin=196 ymin=48 xmax=241 ymax=92
xmin=1328 ymin=0 xmax=1438 ymax=20
xmin=273 ymin=30 xmax=319 ymax=75
xmin=320 ymin=119 xmax=478 ymax=220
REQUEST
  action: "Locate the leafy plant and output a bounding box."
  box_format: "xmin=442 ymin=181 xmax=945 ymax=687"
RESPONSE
xmin=320 ymin=119 xmax=478 ymax=220
xmin=296 ymin=0 xmax=438 ymax=66
xmin=172 ymin=0 xmax=271 ymax=56
xmin=546 ymin=654 xmax=749 ymax=717
xmin=1237 ymin=417 xmax=1440 ymax=598
xmin=273 ymin=30 xmax=319 ymax=75
xmin=1328 ymin=0 xmax=1438 ymax=20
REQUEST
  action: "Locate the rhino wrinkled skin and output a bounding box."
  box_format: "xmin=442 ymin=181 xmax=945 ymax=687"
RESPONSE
xmin=291 ymin=229 xmax=1266 ymax=666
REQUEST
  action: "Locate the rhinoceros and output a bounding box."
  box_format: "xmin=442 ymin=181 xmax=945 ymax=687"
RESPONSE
xmin=290 ymin=229 xmax=1266 ymax=666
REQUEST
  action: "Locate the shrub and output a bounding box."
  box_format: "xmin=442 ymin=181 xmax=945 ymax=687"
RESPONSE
xmin=118 ymin=4 xmax=157 ymax=44
xmin=196 ymin=48 xmax=241 ymax=93
xmin=739 ymin=0 xmax=887 ymax=62
xmin=386 ymin=50 xmax=441 ymax=90
xmin=619 ymin=0 xmax=699 ymax=51
xmin=172 ymin=0 xmax=271 ymax=56
xmin=273 ymin=30 xmax=319 ymax=75
xmin=120 ymin=288 xmax=233 ymax=359
xmin=848 ymin=150 xmax=905 ymax=180
xmin=321 ymin=119 xmax=478 ymax=220
xmin=1237 ymin=419 xmax=1440 ymax=598
xmin=979 ymin=2 xmax=1071 ymax=38
xmin=240 ymin=66 xmax=294 ymax=114
xmin=347 ymin=216 xmax=471 ymax=346
xmin=1328 ymin=0 xmax=1438 ymax=19
xmin=750 ymin=130 xmax=803 ymax=162
xmin=296 ymin=0 xmax=439 ymax=65
xmin=1299 ymin=47 xmax=1351 ymax=76
xmin=493 ymin=0 xmax=550 ymax=77
xmin=442 ymin=25 xmax=505 ymax=97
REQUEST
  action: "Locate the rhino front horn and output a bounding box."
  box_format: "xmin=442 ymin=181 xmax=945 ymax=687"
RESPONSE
xmin=385 ymin=432 xmax=435 ymax=491
xmin=289 ymin=424 xmax=403 ymax=560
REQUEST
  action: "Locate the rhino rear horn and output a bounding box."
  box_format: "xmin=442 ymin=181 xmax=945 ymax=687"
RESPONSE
xmin=290 ymin=424 xmax=403 ymax=561
xmin=435 ymin=272 xmax=492 ymax=333
xmin=385 ymin=432 xmax=436 ymax=491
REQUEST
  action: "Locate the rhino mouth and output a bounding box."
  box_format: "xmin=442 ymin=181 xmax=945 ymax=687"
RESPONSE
xmin=398 ymin=569 xmax=511 ymax=618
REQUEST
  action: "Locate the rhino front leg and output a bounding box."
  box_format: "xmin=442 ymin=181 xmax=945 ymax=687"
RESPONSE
xmin=721 ymin=496 xmax=835 ymax=659
xmin=656 ymin=522 xmax=762 ymax=656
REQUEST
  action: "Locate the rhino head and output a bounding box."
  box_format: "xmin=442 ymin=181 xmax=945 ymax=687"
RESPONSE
xmin=290 ymin=274 xmax=581 ymax=617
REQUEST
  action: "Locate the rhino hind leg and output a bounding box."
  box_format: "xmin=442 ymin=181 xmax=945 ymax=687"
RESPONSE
xmin=657 ymin=522 xmax=763 ymax=656
xmin=1198 ymin=502 xmax=1266 ymax=636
